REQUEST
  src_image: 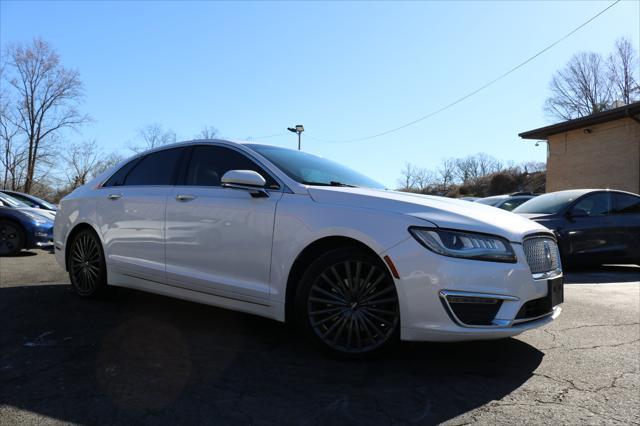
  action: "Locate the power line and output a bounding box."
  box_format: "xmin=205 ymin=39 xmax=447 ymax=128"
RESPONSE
xmin=306 ymin=0 xmax=621 ymax=144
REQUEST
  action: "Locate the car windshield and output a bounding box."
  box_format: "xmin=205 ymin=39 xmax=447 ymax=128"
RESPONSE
xmin=513 ymin=190 xmax=588 ymax=214
xmin=0 ymin=192 xmax=31 ymax=208
xmin=246 ymin=144 xmax=386 ymax=189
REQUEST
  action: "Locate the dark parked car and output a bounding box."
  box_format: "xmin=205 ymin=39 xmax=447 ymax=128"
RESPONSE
xmin=1 ymin=190 xmax=58 ymax=212
xmin=513 ymin=189 xmax=640 ymax=267
xmin=0 ymin=193 xmax=54 ymax=256
xmin=476 ymin=193 xmax=537 ymax=211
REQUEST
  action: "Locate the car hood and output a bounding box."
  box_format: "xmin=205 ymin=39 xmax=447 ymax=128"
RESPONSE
xmin=18 ymin=207 xmax=55 ymax=222
xmin=307 ymin=187 xmax=549 ymax=242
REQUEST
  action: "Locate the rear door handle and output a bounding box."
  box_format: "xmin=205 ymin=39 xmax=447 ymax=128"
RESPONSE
xmin=107 ymin=193 xmax=122 ymax=200
xmin=176 ymin=194 xmax=196 ymax=202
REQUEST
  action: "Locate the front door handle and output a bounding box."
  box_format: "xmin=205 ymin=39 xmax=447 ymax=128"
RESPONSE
xmin=176 ymin=194 xmax=197 ymax=202
xmin=107 ymin=193 xmax=122 ymax=200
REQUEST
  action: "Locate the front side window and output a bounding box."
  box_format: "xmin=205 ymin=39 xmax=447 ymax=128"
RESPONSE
xmin=185 ymin=145 xmax=279 ymax=189
xmin=5 ymin=192 xmax=37 ymax=208
xmin=0 ymin=192 xmax=30 ymax=208
xmin=571 ymin=193 xmax=611 ymax=216
xmin=612 ymin=193 xmax=640 ymax=214
xmin=120 ymin=147 xmax=184 ymax=186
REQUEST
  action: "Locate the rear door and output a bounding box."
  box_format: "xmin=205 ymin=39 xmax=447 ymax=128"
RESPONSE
xmin=565 ymin=192 xmax=615 ymax=264
xmin=96 ymin=147 xmax=187 ymax=283
xmin=164 ymin=144 xmax=282 ymax=302
xmin=610 ymin=192 xmax=640 ymax=263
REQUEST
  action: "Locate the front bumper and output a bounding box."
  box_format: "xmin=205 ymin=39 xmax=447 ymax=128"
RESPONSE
xmin=27 ymin=223 xmax=54 ymax=249
xmin=381 ymin=237 xmax=562 ymax=342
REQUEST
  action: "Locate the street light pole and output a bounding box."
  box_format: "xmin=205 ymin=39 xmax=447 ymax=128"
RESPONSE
xmin=287 ymin=125 xmax=305 ymax=150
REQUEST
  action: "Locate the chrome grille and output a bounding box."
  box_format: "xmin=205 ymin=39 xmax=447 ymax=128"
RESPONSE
xmin=523 ymin=236 xmax=561 ymax=275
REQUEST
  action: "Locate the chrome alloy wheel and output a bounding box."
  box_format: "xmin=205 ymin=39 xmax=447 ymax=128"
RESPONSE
xmin=307 ymin=260 xmax=399 ymax=353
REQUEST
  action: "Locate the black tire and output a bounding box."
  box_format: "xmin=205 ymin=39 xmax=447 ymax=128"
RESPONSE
xmin=295 ymin=248 xmax=400 ymax=356
xmin=0 ymin=220 xmax=25 ymax=256
xmin=67 ymin=228 xmax=109 ymax=298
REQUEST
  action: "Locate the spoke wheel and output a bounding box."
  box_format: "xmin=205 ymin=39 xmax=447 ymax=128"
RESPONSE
xmin=68 ymin=229 xmax=106 ymax=297
xmin=0 ymin=221 xmax=24 ymax=256
xmin=301 ymin=250 xmax=400 ymax=355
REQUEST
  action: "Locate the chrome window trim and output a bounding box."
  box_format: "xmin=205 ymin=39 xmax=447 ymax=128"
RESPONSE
xmin=97 ymin=142 xmax=292 ymax=193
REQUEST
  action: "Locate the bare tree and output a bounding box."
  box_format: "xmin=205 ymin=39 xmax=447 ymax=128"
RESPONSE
xmin=130 ymin=123 xmax=176 ymax=152
xmin=607 ymin=37 xmax=640 ymax=105
xmin=92 ymin=152 xmax=125 ymax=178
xmin=195 ymin=125 xmax=218 ymax=139
xmin=63 ymin=140 xmax=99 ymax=190
xmin=2 ymin=38 xmax=89 ymax=193
xmin=437 ymin=158 xmax=456 ymax=192
xmin=0 ymin=75 xmax=26 ymax=190
xmin=397 ymin=163 xmax=436 ymax=193
xmin=545 ymin=52 xmax=613 ymax=120
xmin=398 ymin=162 xmax=420 ymax=191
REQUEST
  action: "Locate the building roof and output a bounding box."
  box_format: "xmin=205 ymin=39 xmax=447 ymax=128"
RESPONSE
xmin=519 ymin=101 xmax=640 ymax=140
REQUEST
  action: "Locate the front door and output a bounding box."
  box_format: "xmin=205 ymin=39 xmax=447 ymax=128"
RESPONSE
xmin=565 ymin=192 xmax=615 ymax=264
xmin=165 ymin=145 xmax=282 ymax=302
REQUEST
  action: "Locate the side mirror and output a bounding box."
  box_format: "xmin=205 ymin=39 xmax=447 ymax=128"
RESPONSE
xmin=221 ymin=170 xmax=268 ymax=197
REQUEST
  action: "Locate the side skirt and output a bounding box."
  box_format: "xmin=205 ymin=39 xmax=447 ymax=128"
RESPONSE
xmin=108 ymin=269 xmax=285 ymax=322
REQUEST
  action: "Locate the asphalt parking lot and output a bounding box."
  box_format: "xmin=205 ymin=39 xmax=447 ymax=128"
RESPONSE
xmin=1 ymin=250 xmax=638 ymax=425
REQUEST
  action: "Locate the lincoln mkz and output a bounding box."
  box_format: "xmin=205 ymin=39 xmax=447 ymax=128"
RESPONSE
xmin=54 ymin=140 xmax=563 ymax=355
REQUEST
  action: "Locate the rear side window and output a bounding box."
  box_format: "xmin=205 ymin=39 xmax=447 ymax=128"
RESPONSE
xmin=119 ymin=148 xmax=184 ymax=186
xmin=612 ymin=193 xmax=640 ymax=214
xmin=102 ymin=159 xmax=140 ymax=187
xmin=184 ymin=145 xmax=278 ymax=189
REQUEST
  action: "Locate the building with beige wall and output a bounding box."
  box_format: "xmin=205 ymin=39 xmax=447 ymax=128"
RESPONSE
xmin=519 ymin=102 xmax=640 ymax=194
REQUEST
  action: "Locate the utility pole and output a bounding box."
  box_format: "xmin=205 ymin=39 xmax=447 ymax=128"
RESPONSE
xmin=287 ymin=125 xmax=305 ymax=150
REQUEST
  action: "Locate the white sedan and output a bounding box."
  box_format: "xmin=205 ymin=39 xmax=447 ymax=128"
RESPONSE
xmin=54 ymin=140 xmax=563 ymax=355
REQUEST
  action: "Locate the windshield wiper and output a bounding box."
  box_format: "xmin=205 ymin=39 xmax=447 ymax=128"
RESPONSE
xmin=301 ymin=181 xmax=359 ymax=188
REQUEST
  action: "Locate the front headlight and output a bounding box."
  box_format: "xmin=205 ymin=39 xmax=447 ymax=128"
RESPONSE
xmin=409 ymin=227 xmax=516 ymax=263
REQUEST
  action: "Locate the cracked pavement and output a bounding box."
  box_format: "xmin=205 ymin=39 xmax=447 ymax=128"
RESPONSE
xmin=1 ymin=251 xmax=639 ymax=425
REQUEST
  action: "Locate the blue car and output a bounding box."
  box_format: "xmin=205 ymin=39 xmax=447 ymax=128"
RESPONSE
xmin=0 ymin=192 xmax=54 ymax=256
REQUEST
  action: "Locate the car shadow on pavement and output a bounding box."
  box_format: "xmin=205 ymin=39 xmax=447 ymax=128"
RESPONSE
xmin=0 ymin=284 xmax=544 ymax=425
xmin=0 ymin=250 xmax=38 ymax=258
xmin=564 ymin=265 xmax=640 ymax=284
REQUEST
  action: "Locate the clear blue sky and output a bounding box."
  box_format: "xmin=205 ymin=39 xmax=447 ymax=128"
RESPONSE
xmin=1 ymin=0 xmax=638 ymax=187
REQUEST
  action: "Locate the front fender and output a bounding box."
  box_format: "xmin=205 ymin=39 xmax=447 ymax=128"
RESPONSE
xmin=269 ymin=193 xmax=433 ymax=302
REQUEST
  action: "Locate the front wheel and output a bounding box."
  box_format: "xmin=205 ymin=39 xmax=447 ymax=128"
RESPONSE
xmin=0 ymin=220 xmax=25 ymax=256
xmin=67 ymin=229 xmax=109 ymax=297
xmin=295 ymin=248 xmax=400 ymax=356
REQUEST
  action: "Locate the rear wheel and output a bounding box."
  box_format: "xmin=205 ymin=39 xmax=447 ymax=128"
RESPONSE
xmin=68 ymin=229 xmax=108 ymax=297
xmin=296 ymin=248 xmax=400 ymax=356
xmin=0 ymin=220 xmax=24 ymax=256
